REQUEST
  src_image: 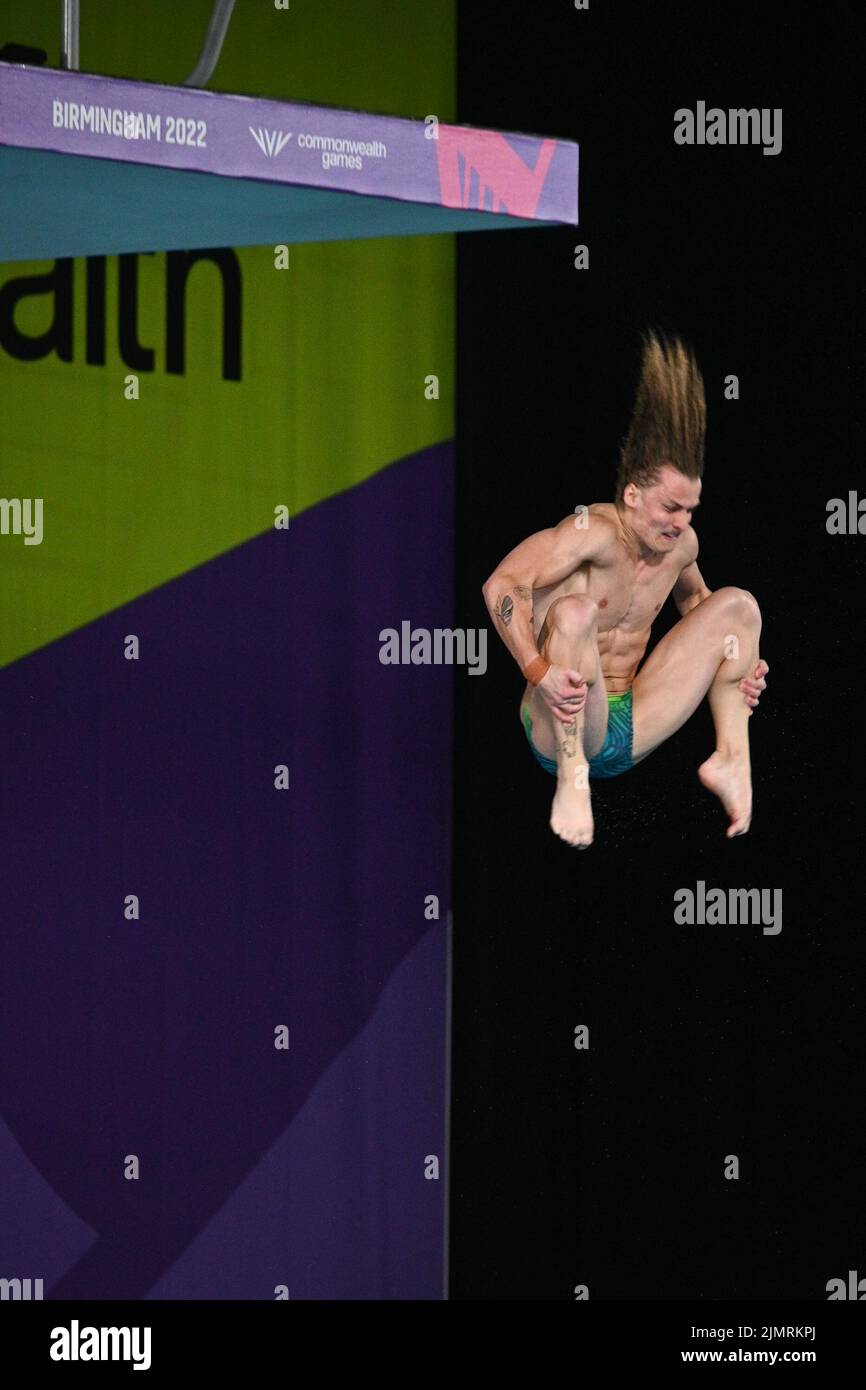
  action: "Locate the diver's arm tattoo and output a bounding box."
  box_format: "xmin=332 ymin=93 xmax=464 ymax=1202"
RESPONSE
xmin=493 ymin=593 xmax=514 ymax=626
xmin=492 ymin=584 xmax=532 ymax=628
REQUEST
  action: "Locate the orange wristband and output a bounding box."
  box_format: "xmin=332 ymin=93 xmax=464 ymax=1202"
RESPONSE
xmin=523 ymin=655 xmax=550 ymax=686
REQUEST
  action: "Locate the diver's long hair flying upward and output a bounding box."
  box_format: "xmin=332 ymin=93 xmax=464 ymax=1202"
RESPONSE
xmin=616 ymin=329 xmax=707 ymax=502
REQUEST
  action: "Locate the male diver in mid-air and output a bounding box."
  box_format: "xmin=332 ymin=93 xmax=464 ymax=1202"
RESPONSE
xmin=482 ymin=330 xmax=769 ymax=848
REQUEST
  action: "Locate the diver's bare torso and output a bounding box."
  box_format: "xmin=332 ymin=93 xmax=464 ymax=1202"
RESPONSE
xmin=520 ymin=502 xmax=694 ymax=711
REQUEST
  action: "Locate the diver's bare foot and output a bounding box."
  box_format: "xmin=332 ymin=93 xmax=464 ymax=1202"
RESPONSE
xmin=550 ymin=773 xmax=594 ymax=848
xmin=698 ymin=751 xmax=752 ymax=837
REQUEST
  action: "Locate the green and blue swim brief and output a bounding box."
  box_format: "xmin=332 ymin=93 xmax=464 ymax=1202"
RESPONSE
xmin=521 ymin=688 xmax=634 ymax=780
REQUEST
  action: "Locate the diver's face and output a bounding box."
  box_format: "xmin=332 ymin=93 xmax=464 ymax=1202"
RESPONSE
xmin=631 ymin=465 xmax=701 ymax=551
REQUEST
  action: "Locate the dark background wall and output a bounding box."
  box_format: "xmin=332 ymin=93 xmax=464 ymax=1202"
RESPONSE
xmin=453 ymin=0 xmax=864 ymax=1299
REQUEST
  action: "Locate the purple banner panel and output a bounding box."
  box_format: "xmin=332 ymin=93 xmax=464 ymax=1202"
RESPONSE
xmin=0 ymin=444 xmax=452 ymax=1300
xmin=0 ymin=62 xmax=578 ymax=226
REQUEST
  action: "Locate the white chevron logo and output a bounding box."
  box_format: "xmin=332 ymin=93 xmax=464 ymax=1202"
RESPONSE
xmin=249 ymin=127 xmax=293 ymax=158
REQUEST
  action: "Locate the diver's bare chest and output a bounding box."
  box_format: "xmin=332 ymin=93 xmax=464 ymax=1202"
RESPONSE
xmin=533 ymin=561 xmax=675 ymax=636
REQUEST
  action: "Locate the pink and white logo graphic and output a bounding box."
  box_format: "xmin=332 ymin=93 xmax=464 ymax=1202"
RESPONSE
xmin=435 ymin=128 xmax=556 ymax=217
